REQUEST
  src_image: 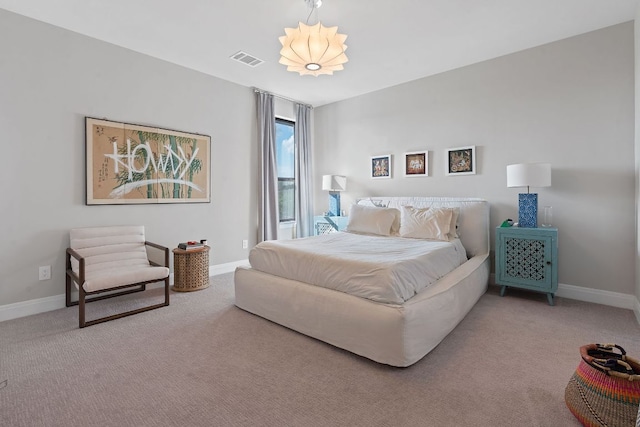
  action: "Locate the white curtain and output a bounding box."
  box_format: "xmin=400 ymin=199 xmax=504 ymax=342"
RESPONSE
xmin=295 ymin=103 xmax=313 ymax=238
xmin=256 ymin=91 xmax=279 ymax=242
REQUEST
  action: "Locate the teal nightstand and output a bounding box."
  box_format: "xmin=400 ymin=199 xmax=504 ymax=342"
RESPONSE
xmin=495 ymin=226 xmax=558 ymax=305
xmin=314 ymin=216 xmax=349 ymax=235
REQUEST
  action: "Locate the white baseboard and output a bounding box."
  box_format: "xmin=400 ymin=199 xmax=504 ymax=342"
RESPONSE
xmin=554 ymin=283 xmax=637 ymax=310
xmin=0 ymin=259 xmax=249 ymax=323
xmin=489 ymin=273 xmax=639 ymax=312
xmin=209 ymin=259 xmax=249 ymax=276
xmin=0 ymin=294 xmax=67 ymax=323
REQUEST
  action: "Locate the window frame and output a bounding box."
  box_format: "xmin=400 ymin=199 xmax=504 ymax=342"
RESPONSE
xmin=275 ymin=117 xmax=296 ymax=223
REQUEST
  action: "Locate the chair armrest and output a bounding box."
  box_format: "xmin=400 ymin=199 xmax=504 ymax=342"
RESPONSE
xmin=67 ymin=247 xmax=83 ymax=262
xmin=145 ymin=241 xmax=168 ymax=251
xmin=66 ymin=247 xmax=85 ymax=284
xmin=145 ymin=241 xmax=170 ymax=268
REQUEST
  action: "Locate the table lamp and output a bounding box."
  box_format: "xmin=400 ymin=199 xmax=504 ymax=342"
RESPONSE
xmin=322 ymin=175 xmax=346 ymax=216
xmin=507 ymin=163 xmax=551 ymax=228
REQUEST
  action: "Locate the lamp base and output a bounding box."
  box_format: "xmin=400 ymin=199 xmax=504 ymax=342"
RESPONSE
xmin=328 ymin=192 xmax=341 ymax=216
xmin=518 ymin=193 xmax=538 ymax=228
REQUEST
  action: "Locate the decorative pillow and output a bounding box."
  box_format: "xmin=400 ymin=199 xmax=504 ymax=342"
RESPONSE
xmin=449 ymin=207 xmax=460 ymax=238
xmin=400 ymin=206 xmax=460 ymax=238
xmin=390 ymin=209 xmax=401 ymax=235
xmin=346 ymin=204 xmax=399 ymax=236
xmin=399 ymin=206 xmax=453 ymax=241
xmin=357 ymin=198 xmax=400 ymax=234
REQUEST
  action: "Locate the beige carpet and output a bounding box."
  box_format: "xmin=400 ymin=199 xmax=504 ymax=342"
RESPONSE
xmin=1 ymin=273 xmax=639 ymax=427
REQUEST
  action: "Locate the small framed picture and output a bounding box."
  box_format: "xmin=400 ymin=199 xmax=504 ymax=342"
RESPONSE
xmin=404 ymin=151 xmax=428 ymax=177
xmin=371 ymin=154 xmax=392 ymax=179
xmin=446 ymin=145 xmax=476 ymax=176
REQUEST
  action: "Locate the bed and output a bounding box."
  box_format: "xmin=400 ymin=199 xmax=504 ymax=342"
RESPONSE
xmin=234 ymin=197 xmax=490 ymax=367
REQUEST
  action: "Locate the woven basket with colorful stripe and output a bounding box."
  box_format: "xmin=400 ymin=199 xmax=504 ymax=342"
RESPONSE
xmin=565 ymin=344 xmax=640 ymax=426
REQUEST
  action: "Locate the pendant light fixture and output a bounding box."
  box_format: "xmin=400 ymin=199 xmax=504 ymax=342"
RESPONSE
xmin=279 ymin=0 xmax=348 ymax=76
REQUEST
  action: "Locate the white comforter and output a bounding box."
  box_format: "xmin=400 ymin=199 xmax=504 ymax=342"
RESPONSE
xmin=248 ymin=232 xmax=468 ymax=304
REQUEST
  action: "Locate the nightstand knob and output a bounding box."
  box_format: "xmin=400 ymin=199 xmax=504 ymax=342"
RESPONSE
xmin=546 ymin=261 xmax=552 ymax=265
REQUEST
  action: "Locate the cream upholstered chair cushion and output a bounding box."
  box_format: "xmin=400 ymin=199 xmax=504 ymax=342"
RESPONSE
xmin=69 ymin=225 xmax=170 ymax=292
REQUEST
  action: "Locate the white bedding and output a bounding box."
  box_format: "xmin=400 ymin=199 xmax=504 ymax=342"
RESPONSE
xmin=248 ymin=232 xmax=468 ymax=304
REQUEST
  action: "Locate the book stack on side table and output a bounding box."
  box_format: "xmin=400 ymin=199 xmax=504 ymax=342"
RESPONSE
xmin=178 ymin=241 xmax=204 ymax=251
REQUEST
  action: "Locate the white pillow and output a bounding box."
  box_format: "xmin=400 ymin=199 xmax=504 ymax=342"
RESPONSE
xmin=399 ymin=206 xmax=453 ymax=241
xmin=356 ymin=199 xmax=400 ymax=234
xmin=390 ymin=209 xmax=401 ymax=235
xmin=400 ymin=206 xmax=460 ymax=238
xmin=449 ymin=207 xmax=460 ymax=238
xmin=347 ymin=204 xmax=398 ymax=236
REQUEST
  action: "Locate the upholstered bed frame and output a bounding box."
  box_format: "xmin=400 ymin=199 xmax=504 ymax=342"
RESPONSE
xmin=234 ymin=197 xmax=490 ymax=367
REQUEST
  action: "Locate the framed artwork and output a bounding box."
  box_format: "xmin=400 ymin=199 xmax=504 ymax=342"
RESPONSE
xmin=371 ymin=154 xmax=392 ymax=179
xmin=404 ymin=151 xmax=428 ymax=177
xmin=446 ymin=145 xmax=476 ymax=176
xmin=86 ymin=117 xmax=211 ymax=205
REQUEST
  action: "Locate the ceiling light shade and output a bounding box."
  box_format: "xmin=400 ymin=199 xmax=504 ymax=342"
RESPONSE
xmin=279 ymin=21 xmax=348 ymax=76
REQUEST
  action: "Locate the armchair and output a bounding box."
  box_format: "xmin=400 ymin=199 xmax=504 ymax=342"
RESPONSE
xmin=65 ymin=225 xmax=170 ymax=328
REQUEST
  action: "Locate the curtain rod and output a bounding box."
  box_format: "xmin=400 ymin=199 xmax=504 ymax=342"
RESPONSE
xmin=252 ymin=87 xmax=313 ymax=109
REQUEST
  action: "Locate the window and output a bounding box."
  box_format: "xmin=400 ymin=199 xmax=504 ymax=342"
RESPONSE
xmin=275 ymin=118 xmax=295 ymax=222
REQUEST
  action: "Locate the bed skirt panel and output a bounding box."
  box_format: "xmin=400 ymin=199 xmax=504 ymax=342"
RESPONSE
xmin=234 ymin=253 xmax=489 ymax=367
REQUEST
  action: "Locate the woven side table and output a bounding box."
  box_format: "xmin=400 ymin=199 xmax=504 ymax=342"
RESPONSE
xmin=172 ymin=246 xmax=210 ymax=292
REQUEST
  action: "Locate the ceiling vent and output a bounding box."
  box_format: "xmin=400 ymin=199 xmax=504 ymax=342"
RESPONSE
xmin=230 ymin=51 xmax=264 ymax=67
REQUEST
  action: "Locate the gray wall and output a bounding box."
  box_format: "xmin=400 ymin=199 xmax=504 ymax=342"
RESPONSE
xmin=314 ymin=23 xmax=635 ymax=295
xmin=0 ymin=9 xmax=257 ymax=306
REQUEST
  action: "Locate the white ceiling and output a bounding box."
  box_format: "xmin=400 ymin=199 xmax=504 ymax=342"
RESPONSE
xmin=0 ymin=0 xmax=637 ymax=107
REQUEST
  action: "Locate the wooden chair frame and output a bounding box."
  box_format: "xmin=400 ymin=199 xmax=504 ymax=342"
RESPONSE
xmin=66 ymin=241 xmax=170 ymax=328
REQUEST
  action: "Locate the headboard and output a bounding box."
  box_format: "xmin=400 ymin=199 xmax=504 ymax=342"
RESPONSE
xmin=356 ymin=197 xmax=489 ymax=258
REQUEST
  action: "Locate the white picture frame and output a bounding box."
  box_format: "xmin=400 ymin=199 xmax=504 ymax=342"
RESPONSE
xmin=404 ymin=151 xmax=428 ymax=177
xmin=446 ymin=145 xmax=476 ymax=176
xmin=371 ymin=154 xmax=392 ymax=179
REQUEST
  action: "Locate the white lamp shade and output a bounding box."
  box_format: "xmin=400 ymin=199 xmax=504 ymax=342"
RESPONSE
xmin=507 ymin=163 xmax=551 ymax=188
xmin=322 ymin=175 xmax=347 ymax=191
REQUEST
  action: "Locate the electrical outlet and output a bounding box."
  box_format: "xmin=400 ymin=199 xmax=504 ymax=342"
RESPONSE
xmin=39 ymin=265 xmax=51 ymax=281
xmin=242 ymin=240 xmax=248 ymax=249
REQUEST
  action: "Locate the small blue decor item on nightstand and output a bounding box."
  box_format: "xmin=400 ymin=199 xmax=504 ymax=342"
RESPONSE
xmin=518 ymin=193 xmax=538 ymax=228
